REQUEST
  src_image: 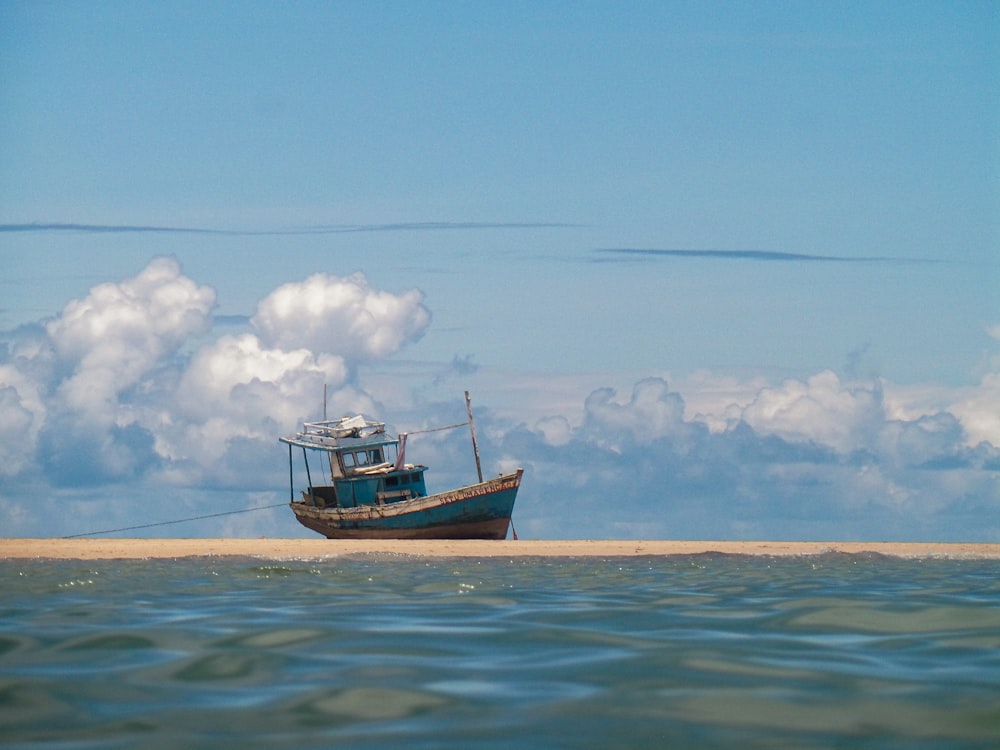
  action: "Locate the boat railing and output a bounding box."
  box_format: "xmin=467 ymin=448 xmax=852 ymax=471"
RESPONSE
xmin=281 ymin=427 xmax=397 ymax=452
xmin=302 ymin=417 xmax=385 ymax=439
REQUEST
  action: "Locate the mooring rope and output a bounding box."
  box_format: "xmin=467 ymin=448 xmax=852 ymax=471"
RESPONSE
xmin=62 ymin=502 xmax=290 ymax=538
xmin=403 ymin=420 xmax=469 ymax=436
xmin=64 ymin=421 xmax=474 ymax=538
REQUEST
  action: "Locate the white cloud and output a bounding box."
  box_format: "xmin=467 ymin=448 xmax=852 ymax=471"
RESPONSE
xmin=177 ymin=333 xmax=347 ymax=420
xmin=251 ymin=272 xmax=431 ymax=362
xmin=535 ymin=415 xmax=572 ymax=446
xmin=502 ymin=355 xmax=1000 ymax=540
xmin=45 ymin=256 xmax=215 ymax=421
xmin=0 ymin=364 xmax=46 ymax=476
xmin=942 ymin=325 xmax=1000 ymax=447
xmin=154 ymin=271 xmax=432 ymax=478
xmin=0 ymin=259 xmax=434 ymax=494
xmin=740 ymin=371 xmax=884 ymax=453
xmin=680 ymin=370 xmax=770 ymax=432
xmin=580 ymin=378 xmax=699 ymax=450
xmin=160 ymin=333 xmax=357 ymax=471
xmin=2 ymin=255 xmax=998 ymax=540
xmin=949 ymin=372 xmax=1000 ymax=449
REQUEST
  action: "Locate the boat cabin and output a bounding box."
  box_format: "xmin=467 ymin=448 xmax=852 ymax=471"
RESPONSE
xmin=279 ymin=417 xmax=427 ymax=509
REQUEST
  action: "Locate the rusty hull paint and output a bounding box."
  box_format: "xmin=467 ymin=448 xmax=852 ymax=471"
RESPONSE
xmin=292 ymin=515 xmax=512 ymax=540
xmin=289 ymin=469 xmax=522 ymax=540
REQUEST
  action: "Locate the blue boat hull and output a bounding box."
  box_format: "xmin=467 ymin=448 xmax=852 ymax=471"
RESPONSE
xmin=290 ymin=469 xmax=522 ymax=540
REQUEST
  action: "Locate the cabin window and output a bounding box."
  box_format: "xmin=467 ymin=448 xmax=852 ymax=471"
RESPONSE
xmin=341 ymin=448 xmax=385 ymax=469
xmin=348 ymin=450 xmax=373 ymax=467
xmin=385 ymin=475 xmax=399 ymax=488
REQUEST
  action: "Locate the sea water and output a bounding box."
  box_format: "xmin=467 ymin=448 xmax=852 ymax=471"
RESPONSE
xmin=1 ymin=553 xmax=998 ymax=749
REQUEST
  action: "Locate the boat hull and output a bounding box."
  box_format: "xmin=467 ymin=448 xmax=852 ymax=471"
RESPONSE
xmin=289 ymin=469 xmax=522 ymax=540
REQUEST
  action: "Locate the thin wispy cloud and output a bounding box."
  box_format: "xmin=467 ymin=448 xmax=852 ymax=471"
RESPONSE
xmin=1 ymin=221 xmax=575 ymax=236
xmin=596 ymin=248 xmax=938 ymax=264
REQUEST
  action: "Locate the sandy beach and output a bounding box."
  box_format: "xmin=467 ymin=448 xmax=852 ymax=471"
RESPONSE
xmin=3 ymin=538 xmax=999 ymax=560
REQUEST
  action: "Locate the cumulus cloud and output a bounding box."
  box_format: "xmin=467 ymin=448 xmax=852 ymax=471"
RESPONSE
xmin=45 ymin=256 xmax=216 ymax=420
xmin=0 ymin=364 xmax=46 ymax=476
xmin=506 ymin=364 xmax=1000 ymax=541
xmin=579 ymin=378 xmax=703 ymax=451
xmin=160 ymin=334 xmax=364 ymax=481
xmin=2 ymin=253 xmax=998 ymax=540
xmin=177 ymin=333 xmax=348 ymax=420
xmin=952 ymin=373 xmax=1000 ymax=449
xmin=0 ymin=258 xmax=431 ymax=493
xmin=944 ymin=325 xmax=1000 ymax=448
xmin=535 ymin=416 xmax=572 ymax=447
xmin=251 ymin=272 xmax=431 ymax=362
xmin=740 ymin=371 xmax=884 ymax=454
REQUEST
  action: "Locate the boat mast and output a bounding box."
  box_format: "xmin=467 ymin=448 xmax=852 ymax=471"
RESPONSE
xmin=465 ymin=390 xmax=484 ymax=483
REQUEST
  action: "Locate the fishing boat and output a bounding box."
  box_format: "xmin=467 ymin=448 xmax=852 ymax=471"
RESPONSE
xmin=279 ymin=393 xmax=523 ymax=539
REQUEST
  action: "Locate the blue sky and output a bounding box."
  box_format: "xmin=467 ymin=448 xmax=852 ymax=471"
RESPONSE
xmin=1 ymin=1 xmax=997 ymax=540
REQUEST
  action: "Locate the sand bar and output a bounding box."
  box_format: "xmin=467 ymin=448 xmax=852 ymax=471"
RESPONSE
xmin=2 ymin=538 xmax=1000 ymax=560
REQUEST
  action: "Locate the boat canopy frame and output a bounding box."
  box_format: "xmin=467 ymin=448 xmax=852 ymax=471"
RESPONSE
xmin=279 ymin=417 xmax=405 ymax=502
xmin=279 ymin=391 xmax=485 ymax=503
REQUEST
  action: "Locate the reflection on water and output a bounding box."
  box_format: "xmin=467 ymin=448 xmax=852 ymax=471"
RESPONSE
xmin=2 ymin=554 xmax=998 ymax=748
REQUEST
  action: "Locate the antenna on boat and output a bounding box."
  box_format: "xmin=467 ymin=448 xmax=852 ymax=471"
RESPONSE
xmin=323 ymin=383 xmax=327 ymax=421
xmin=465 ymin=390 xmax=484 ymax=483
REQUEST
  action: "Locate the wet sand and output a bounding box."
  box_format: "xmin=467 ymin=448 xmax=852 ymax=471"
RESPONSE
xmin=3 ymin=538 xmax=1000 ymax=560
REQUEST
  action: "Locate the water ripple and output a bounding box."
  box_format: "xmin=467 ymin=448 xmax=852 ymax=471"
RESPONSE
xmin=2 ymin=555 xmax=998 ymax=748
